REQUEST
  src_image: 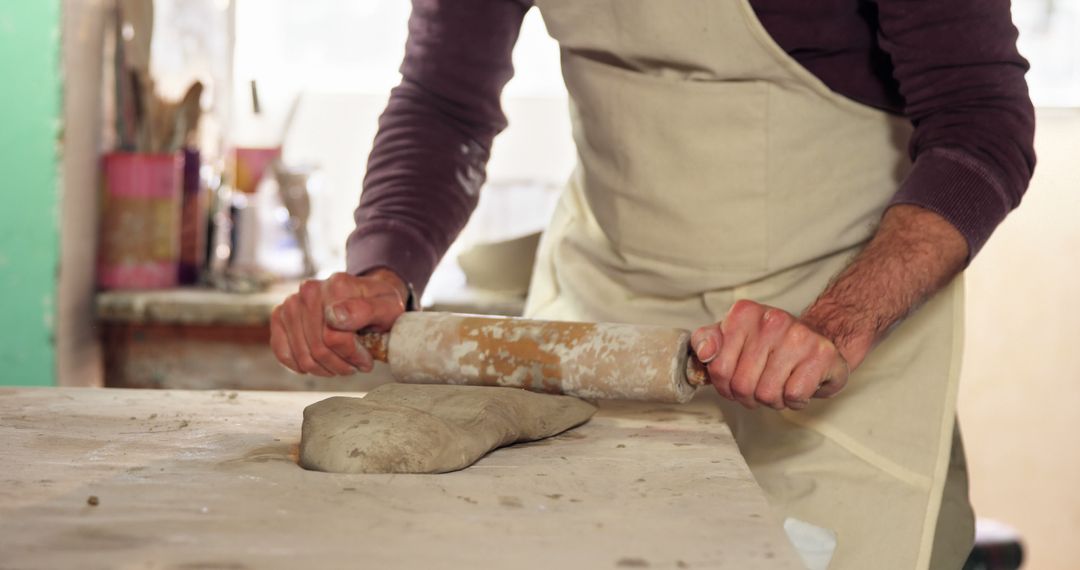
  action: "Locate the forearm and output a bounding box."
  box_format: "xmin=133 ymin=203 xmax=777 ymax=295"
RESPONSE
xmin=347 ymin=86 xmax=491 ymax=298
xmin=877 ymin=0 xmax=1035 ymax=259
xmin=346 ymin=0 xmax=529 ymax=297
xmin=800 ymin=204 xmax=968 ymax=370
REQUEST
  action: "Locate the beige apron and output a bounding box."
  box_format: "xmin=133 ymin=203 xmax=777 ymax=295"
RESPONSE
xmin=525 ymin=1 xmax=974 ymax=568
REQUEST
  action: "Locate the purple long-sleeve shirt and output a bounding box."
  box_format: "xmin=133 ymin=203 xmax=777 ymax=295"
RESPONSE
xmin=348 ymin=0 xmax=1036 ymax=298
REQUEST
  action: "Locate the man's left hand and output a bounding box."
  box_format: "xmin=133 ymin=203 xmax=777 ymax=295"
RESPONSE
xmin=691 ymin=300 xmax=849 ymax=411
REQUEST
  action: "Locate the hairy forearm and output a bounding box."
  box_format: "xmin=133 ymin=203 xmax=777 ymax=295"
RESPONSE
xmin=800 ymin=205 xmax=968 ymax=370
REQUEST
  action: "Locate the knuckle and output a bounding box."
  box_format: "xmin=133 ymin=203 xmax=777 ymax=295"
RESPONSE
xmin=762 ymin=309 xmax=792 ymax=331
xmin=760 ymin=318 xmax=783 ymax=336
xmin=327 ymin=272 xmax=348 ymax=287
xmin=728 ymin=299 xmax=758 ymax=320
xmin=326 ymin=272 xmax=354 ymax=297
xmin=299 ymin=280 xmax=321 ymax=303
xmin=754 ymin=386 xmax=778 ymax=407
xmin=815 ymin=339 xmax=838 ymax=359
xmin=786 ymin=323 xmax=811 ymax=346
xmin=730 ymin=378 xmax=754 ymax=399
xmin=784 ymin=384 xmax=808 ymax=403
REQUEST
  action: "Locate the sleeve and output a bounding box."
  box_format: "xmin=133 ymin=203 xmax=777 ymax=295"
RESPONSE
xmin=876 ymin=0 xmax=1037 ymax=260
xmin=346 ymin=0 xmax=532 ymax=297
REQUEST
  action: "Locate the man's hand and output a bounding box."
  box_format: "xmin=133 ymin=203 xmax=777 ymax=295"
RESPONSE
xmin=270 ymin=269 xmax=408 ymax=377
xmin=691 ymin=204 xmax=968 ymax=410
xmin=691 ymin=302 xmax=849 ymax=410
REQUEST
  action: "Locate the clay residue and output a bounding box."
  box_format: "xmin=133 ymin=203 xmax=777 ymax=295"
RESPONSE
xmin=456 ymin=317 xmax=597 ymax=394
xmin=389 ymin=313 xmax=698 ymax=403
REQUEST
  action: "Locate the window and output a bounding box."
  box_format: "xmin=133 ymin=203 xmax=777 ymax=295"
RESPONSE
xmin=233 ymin=1 xmax=572 ymax=279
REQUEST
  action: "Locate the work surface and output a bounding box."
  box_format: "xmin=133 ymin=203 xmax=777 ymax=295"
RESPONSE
xmin=0 ymin=388 xmax=801 ymax=569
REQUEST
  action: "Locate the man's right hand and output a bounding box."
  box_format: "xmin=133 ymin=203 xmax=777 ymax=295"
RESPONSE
xmin=270 ymin=269 xmax=408 ymax=377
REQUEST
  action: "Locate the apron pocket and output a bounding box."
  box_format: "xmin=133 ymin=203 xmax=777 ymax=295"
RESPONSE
xmin=562 ymin=53 xmax=769 ymax=272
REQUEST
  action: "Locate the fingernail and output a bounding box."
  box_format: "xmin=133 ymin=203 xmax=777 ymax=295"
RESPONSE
xmin=695 ymin=339 xmax=717 ymax=363
xmin=787 ymin=400 xmax=808 ymax=410
xmin=328 ymin=304 xmax=348 ymax=327
xmin=353 ymin=338 xmax=374 ymax=372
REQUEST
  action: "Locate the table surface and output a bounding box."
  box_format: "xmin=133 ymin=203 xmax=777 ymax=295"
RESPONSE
xmin=0 ymin=388 xmax=801 ymax=569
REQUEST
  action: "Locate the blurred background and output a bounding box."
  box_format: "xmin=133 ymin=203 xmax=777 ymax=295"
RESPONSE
xmin=0 ymin=1 xmax=1077 ymax=567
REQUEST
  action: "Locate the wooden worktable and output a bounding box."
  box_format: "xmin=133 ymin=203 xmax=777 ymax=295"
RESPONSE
xmin=0 ymin=388 xmax=801 ymax=569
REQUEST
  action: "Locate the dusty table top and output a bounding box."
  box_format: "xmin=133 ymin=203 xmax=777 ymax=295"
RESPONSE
xmin=0 ymin=388 xmax=801 ymax=569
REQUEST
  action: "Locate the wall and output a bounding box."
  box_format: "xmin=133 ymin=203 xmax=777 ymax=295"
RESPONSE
xmin=959 ymin=108 xmax=1080 ymax=570
xmin=0 ymin=1 xmax=62 ymax=386
xmin=56 ymin=0 xmax=111 ymax=388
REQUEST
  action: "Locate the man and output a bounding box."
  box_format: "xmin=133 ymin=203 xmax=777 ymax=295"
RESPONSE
xmin=271 ymin=1 xmax=1035 ymax=567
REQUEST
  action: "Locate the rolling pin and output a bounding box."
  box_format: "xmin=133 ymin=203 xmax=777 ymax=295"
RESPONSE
xmin=357 ymin=313 xmax=708 ymax=404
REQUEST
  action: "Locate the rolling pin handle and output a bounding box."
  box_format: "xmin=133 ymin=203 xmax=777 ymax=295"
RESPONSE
xmin=356 ymin=331 xmax=391 ymax=363
xmin=685 ymin=349 xmax=709 ymax=387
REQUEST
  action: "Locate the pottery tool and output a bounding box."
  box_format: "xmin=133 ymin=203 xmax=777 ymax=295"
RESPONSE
xmin=112 ymin=0 xmax=142 ymax=151
xmin=177 ymin=81 xmax=204 ymax=148
xmin=113 ymin=0 xmax=201 ymax=154
xmin=116 ymin=0 xmax=154 ymax=152
xmin=250 ymin=80 xmax=262 ymax=116
xmin=156 ymin=80 xmax=203 ymax=153
xmin=357 ymin=313 xmax=709 ymax=403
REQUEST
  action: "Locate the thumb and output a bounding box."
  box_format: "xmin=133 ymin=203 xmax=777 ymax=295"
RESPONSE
xmin=324 ymin=296 xmax=402 ymax=332
xmin=813 ymin=355 xmax=850 ymax=399
xmin=690 ymin=326 xmax=723 ymax=364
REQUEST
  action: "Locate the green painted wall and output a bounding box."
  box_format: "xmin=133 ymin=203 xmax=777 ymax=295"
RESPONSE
xmin=0 ymin=1 xmax=62 ymax=386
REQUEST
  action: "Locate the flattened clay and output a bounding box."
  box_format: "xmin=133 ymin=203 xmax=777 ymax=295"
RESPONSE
xmin=299 ymin=384 xmax=597 ymax=474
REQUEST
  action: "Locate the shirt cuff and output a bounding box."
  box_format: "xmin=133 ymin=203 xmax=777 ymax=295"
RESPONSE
xmin=346 ymin=221 xmax=439 ymax=303
xmin=887 ymin=147 xmax=1014 ymax=261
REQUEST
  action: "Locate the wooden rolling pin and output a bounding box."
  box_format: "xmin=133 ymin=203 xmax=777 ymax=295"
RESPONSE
xmin=357 ymin=313 xmax=709 ymax=403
